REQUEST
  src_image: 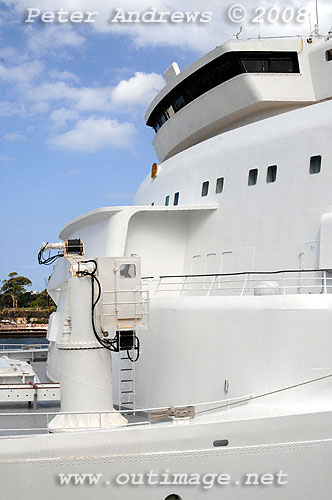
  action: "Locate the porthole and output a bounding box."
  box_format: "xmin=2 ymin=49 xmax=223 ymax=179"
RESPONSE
xmin=310 ymin=155 xmax=322 ymax=175
xmin=266 ymin=165 xmax=277 ymax=183
xmin=201 ymin=181 xmax=209 ymax=197
xmin=216 ymin=177 xmax=224 ymax=194
xmin=248 ymin=168 xmax=258 ymax=186
xmin=165 ymin=495 xmax=182 ymax=500
xmin=213 ymin=439 xmax=229 ymax=447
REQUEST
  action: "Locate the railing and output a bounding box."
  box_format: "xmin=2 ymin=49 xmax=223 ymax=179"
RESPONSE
xmin=0 ymin=344 xmax=47 ymax=351
xmin=0 ymin=395 xmax=249 ymax=437
xmin=143 ymin=270 xmax=332 ymax=298
xmin=101 ymin=289 xmax=149 ymax=329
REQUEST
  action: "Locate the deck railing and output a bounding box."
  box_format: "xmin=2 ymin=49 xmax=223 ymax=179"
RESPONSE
xmin=0 ymin=394 xmax=249 ymax=437
xmin=143 ymin=270 xmax=332 ymax=297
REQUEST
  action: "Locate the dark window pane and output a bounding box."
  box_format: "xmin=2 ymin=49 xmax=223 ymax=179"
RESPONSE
xmin=201 ymin=181 xmax=209 ymax=197
xmin=242 ymin=58 xmax=267 ymax=72
xmin=165 ymin=195 xmax=170 ymax=206
xmin=216 ymin=177 xmax=224 ymax=194
xmin=187 ymin=83 xmax=200 ymax=100
xmin=174 ymin=192 xmax=179 ymax=206
xmin=198 ymin=76 xmax=211 ymax=94
xmin=326 ymin=49 xmax=332 ymax=61
xmin=248 ymin=169 xmax=258 ymax=186
xmin=173 ymin=95 xmax=186 ymax=112
xmin=267 ymin=165 xmax=277 ymax=183
xmin=183 ymin=89 xmax=194 ymax=104
xmin=207 ymin=69 xmax=220 ymax=88
xmin=269 ymin=58 xmax=294 ymax=72
xmin=310 ymin=155 xmax=322 ymax=175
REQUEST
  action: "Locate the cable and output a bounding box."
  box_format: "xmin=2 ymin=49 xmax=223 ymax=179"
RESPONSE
xmin=77 ymin=260 xmax=118 ymax=353
xmin=127 ymin=335 xmax=140 ymax=362
xmin=196 ymin=373 xmax=332 ymax=416
xmin=38 ymin=243 xmax=64 ymax=266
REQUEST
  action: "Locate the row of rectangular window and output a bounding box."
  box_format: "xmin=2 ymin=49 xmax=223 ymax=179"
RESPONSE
xmin=155 ymin=156 xmax=322 ymax=206
xmin=164 ymin=192 xmax=179 ymax=206
xmin=201 ymin=156 xmax=322 ymax=197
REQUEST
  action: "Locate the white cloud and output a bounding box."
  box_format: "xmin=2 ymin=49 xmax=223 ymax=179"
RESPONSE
xmin=48 ymin=69 xmax=80 ymax=83
xmin=22 ymin=72 xmax=163 ymax=117
xmin=26 ymin=25 xmax=85 ymax=54
xmin=111 ymin=72 xmax=164 ymax=109
xmin=0 ymin=101 xmax=25 ymax=117
xmin=48 ymin=117 xmax=135 ymax=153
xmin=0 ymin=60 xmax=43 ymax=84
xmin=24 ymin=81 xmax=113 ymax=112
xmin=4 ymin=132 xmax=27 ymax=142
xmin=50 ymin=107 xmax=79 ymax=128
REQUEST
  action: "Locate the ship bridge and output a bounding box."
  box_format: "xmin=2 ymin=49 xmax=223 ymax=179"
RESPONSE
xmin=146 ymin=36 xmax=332 ymax=162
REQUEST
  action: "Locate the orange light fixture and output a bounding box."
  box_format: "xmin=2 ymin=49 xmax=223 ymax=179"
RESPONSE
xmin=151 ymin=163 xmax=158 ymax=179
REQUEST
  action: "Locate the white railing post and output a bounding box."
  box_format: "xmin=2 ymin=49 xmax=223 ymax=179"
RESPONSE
xmin=207 ymin=275 xmax=217 ymax=296
xmin=241 ymin=273 xmax=249 ymax=296
xmin=323 ymin=271 xmax=327 ymax=294
xmin=180 ymin=276 xmax=188 ymax=295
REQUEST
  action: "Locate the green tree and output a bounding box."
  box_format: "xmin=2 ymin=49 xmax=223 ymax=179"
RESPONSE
xmin=1 ymin=272 xmax=32 ymax=309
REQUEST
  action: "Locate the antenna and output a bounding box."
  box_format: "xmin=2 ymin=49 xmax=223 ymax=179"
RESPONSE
xmin=313 ymin=0 xmax=320 ymax=36
xmin=309 ymin=13 xmax=312 ymax=35
xmin=235 ymin=26 xmax=243 ymax=40
xmin=315 ymin=0 xmax=319 ymax=26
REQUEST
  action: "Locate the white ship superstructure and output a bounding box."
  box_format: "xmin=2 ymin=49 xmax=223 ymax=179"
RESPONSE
xmin=2 ymin=35 xmax=332 ymax=499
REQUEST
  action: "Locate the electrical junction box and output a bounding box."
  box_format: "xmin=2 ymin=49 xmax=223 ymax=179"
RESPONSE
xmin=95 ymin=257 xmax=149 ymax=334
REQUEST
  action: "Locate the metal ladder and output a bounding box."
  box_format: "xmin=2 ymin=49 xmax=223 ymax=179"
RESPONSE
xmin=118 ymin=348 xmax=136 ymax=415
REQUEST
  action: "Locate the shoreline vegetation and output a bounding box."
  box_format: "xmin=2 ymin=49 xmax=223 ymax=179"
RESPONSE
xmin=0 ymin=272 xmax=55 ymax=328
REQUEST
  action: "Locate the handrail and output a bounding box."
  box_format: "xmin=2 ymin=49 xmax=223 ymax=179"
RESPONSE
xmin=144 ymin=270 xmax=332 ymax=297
xmin=0 ymin=344 xmax=47 ymax=350
xmin=158 ymin=268 xmax=330 ymax=279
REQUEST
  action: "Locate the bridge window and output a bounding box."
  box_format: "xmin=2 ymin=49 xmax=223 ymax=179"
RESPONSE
xmin=201 ymin=181 xmax=209 ymax=197
xmin=216 ymin=177 xmax=224 ymax=193
xmin=310 ymin=155 xmax=322 ymax=175
xmin=326 ymin=49 xmax=332 ymax=61
xmin=267 ymin=165 xmax=277 ymax=183
xmin=149 ymin=51 xmax=300 ymax=132
xmin=248 ymin=168 xmax=258 ymax=186
xmin=120 ymin=264 xmax=136 ymax=279
xmin=174 ymin=192 xmax=179 ymax=205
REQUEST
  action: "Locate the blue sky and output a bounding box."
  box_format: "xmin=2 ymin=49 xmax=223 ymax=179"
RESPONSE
xmin=0 ymin=0 xmax=331 ymax=290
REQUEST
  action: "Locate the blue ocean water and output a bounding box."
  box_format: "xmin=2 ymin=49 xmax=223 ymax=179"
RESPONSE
xmin=0 ymin=337 xmax=49 ymax=346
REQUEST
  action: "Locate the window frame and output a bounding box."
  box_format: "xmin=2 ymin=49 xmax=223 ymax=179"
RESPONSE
xmin=201 ymin=181 xmax=209 ymax=197
xmin=309 ymin=155 xmax=322 ymax=175
xmin=248 ymin=168 xmax=258 ymax=186
xmin=216 ymin=177 xmax=224 ymax=194
xmin=266 ymin=165 xmax=277 ymax=183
